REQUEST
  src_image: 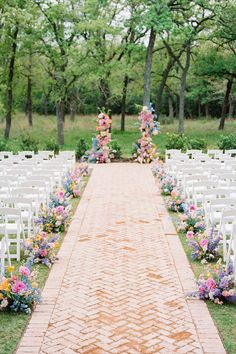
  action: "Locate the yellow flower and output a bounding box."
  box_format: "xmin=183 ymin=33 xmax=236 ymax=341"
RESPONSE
xmin=0 ymin=293 xmax=4 ymax=300
xmin=7 ymin=265 xmax=15 ymax=273
xmin=0 ymin=279 xmax=10 ymax=292
xmin=36 ymin=234 xmax=41 ymax=241
xmin=54 ymin=242 xmax=60 ymax=249
xmin=31 ymin=282 xmax=38 ymax=288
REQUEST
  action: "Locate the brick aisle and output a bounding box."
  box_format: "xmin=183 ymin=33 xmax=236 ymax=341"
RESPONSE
xmin=16 ymin=164 xmax=225 ymax=354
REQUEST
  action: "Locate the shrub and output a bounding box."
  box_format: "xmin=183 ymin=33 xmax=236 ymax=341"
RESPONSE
xmin=110 ymin=140 xmax=122 ymax=159
xmin=0 ymin=139 xmax=8 ymax=151
xmin=75 ymin=138 xmax=89 ymax=161
xmin=45 ymin=138 xmax=60 ymax=155
xmin=189 ymin=138 xmax=207 ymax=151
xmin=20 ymin=134 xmax=39 ymax=153
xmin=165 ymin=133 xmax=189 ymax=152
xmin=218 ymin=134 xmax=236 ymax=151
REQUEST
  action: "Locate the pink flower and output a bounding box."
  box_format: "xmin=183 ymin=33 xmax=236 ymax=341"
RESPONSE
xmin=189 ymin=204 xmax=197 ymax=212
xmin=186 ymin=231 xmax=194 ymax=239
xmin=200 ymin=239 xmax=208 ymax=248
xmin=57 ymin=190 xmax=65 ymax=199
xmin=199 ymin=285 xmax=205 ymax=293
xmin=181 ymin=214 xmax=187 ymax=222
xmin=55 ymin=206 xmax=64 ymax=214
xmin=12 ymin=280 xmax=28 ymax=294
xmin=40 ymin=231 xmax=47 ymax=238
xmin=206 ymin=278 xmax=216 ymax=290
xmin=19 ymin=266 xmax=30 ymax=277
xmin=40 ymin=250 xmax=47 ymax=257
xmin=222 ymin=290 xmax=230 ymax=297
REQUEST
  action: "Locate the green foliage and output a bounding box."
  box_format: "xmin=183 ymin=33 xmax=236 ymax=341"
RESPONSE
xmin=188 ymin=138 xmax=207 ymax=151
xmin=110 ymin=140 xmax=122 ymax=159
xmin=165 ymin=133 xmax=189 ymax=152
xmin=166 ymin=133 xmax=207 ymax=152
xmin=218 ymin=134 xmax=236 ymax=151
xmin=45 ymin=138 xmax=59 ymax=155
xmin=0 ymin=139 xmax=8 ymax=151
xmin=75 ymin=138 xmax=89 ymax=161
xmin=19 ymin=134 xmax=39 ymax=153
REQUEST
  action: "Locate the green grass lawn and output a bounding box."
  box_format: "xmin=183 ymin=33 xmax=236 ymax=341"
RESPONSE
xmin=169 ymin=212 xmax=236 ymax=354
xmin=1 ymin=113 xmax=236 ymax=157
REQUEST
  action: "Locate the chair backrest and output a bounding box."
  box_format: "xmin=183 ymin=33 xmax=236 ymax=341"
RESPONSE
xmin=19 ymin=180 xmax=48 ymax=189
xmin=210 ymin=198 xmax=236 ymax=209
xmin=11 ymin=187 xmax=40 ymax=198
xmin=203 ymin=188 xmax=231 ymax=199
xmin=0 ymin=207 xmax=21 ymax=217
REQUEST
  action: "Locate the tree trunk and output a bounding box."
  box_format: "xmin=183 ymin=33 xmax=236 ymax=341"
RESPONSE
xmin=69 ymin=97 xmax=76 ymax=121
xmin=155 ymin=58 xmax=174 ymax=113
xmin=168 ymin=90 xmax=174 ymax=122
xmin=121 ymin=74 xmax=129 ymax=131
xmin=174 ymin=93 xmax=179 ymax=117
xmin=57 ymin=101 xmax=65 ymax=145
xmin=27 ymin=75 xmax=33 ymax=126
xmin=178 ymin=44 xmax=191 ymax=135
xmin=219 ymin=78 xmax=233 ymax=130
xmin=26 ymin=53 xmax=33 ymax=127
xmin=198 ymin=101 xmax=201 ymax=118
xmin=143 ymin=27 xmax=156 ymax=106
xmin=100 ymin=77 xmax=110 ymax=111
xmin=70 ymin=108 xmax=76 ymax=121
xmin=205 ymin=103 xmax=209 ymax=118
xmin=4 ymin=26 xmax=19 ymax=139
xmin=228 ymin=94 xmax=234 ymax=118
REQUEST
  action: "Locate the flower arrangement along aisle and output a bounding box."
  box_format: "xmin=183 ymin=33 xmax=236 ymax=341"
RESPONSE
xmin=36 ymin=204 xmax=70 ymax=234
xmin=133 ymin=106 xmax=160 ymax=164
xmin=178 ymin=204 xmax=206 ymax=234
xmin=87 ymin=112 xmax=113 ymax=163
xmin=24 ymin=231 xmax=60 ymax=268
xmin=186 ymin=226 xmax=221 ymax=262
xmin=160 ymin=174 xmax=176 ymax=195
xmin=189 ymin=261 xmax=236 ymax=304
xmin=0 ymin=265 xmax=41 ymax=313
xmin=167 ymin=188 xmax=187 ymax=213
xmin=63 ymin=169 xmax=81 ymax=198
xmin=152 ymin=158 xmax=165 ymax=178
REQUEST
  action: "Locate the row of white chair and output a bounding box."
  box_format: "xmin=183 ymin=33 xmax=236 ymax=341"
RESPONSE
xmin=0 ymin=151 xmax=76 ymax=273
xmin=164 ymin=152 xmax=236 ymax=282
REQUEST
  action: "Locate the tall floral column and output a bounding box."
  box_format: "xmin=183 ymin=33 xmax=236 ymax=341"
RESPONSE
xmin=133 ymin=106 xmax=160 ymax=163
xmin=88 ymin=112 xmax=112 ymax=163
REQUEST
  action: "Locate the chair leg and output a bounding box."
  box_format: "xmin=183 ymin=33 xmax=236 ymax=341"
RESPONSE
xmin=17 ymin=231 xmax=21 ymax=262
xmin=4 ymin=234 xmax=11 ymax=266
xmin=0 ymin=242 xmax=4 ymax=275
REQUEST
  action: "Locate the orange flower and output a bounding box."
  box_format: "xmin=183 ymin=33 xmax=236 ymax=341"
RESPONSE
xmin=0 ymin=279 xmax=10 ymax=292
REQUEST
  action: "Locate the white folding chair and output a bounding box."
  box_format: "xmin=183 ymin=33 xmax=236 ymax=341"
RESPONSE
xmin=11 ymin=187 xmax=41 ymax=217
xmin=193 ymin=182 xmax=219 ymax=206
xmin=0 ymin=208 xmax=24 ymax=261
xmin=218 ymin=209 xmax=236 ymax=261
xmin=0 ymin=225 xmax=11 ymax=274
xmin=1 ymin=197 xmax=35 ymax=236
xmin=226 ymin=223 xmax=236 ymax=283
xmin=209 ymin=198 xmax=236 ymax=226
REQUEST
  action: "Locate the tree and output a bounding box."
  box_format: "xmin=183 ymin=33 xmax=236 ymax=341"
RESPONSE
xmin=195 ymin=48 xmax=236 ymax=129
xmin=214 ymin=1 xmax=236 ymax=129
xmin=33 ymin=0 xmax=83 ymax=144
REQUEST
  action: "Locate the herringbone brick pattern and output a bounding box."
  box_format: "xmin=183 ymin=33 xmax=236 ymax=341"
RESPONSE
xmin=16 ymin=164 xmax=225 ymax=354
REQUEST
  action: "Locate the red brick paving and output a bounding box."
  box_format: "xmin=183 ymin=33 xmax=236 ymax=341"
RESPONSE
xmin=16 ymin=164 xmax=226 ymax=354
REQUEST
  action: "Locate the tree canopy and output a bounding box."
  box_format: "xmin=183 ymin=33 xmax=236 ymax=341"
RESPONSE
xmin=0 ymin=0 xmax=235 ymax=142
